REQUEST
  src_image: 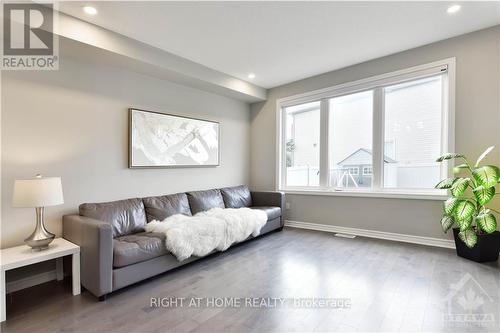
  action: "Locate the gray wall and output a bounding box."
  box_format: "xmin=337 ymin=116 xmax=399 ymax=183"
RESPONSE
xmin=250 ymin=26 xmax=500 ymax=240
xmin=1 ymin=56 xmax=250 ymax=249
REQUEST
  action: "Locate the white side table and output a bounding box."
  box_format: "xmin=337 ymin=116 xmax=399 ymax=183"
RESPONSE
xmin=0 ymin=238 xmax=80 ymax=322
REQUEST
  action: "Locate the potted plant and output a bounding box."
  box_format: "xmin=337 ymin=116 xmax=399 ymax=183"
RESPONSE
xmin=435 ymin=146 xmax=500 ymax=262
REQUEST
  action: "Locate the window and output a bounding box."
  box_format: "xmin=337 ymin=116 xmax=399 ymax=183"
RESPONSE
xmin=278 ymin=59 xmax=454 ymax=198
xmin=329 ymin=91 xmax=373 ymax=188
xmin=284 ymin=101 xmax=321 ymax=187
xmin=383 ymin=76 xmax=443 ymax=189
xmin=348 ymin=167 xmax=359 ymax=175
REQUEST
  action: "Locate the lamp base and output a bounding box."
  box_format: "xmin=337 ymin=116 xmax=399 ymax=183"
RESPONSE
xmin=25 ymin=207 xmax=55 ymax=251
xmin=24 ymin=235 xmax=55 ymax=251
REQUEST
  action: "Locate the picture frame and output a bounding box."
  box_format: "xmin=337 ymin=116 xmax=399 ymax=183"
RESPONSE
xmin=129 ymin=108 xmax=220 ymax=168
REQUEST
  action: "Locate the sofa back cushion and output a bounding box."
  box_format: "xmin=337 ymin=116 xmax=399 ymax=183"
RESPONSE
xmin=79 ymin=198 xmax=147 ymax=237
xmin=220 ymin=185 xmax=252 ymax=208
xmin=142 ymin=193 xmax=192 ymax=222
xmin=187 ymin=189 xmax=225 ymax=214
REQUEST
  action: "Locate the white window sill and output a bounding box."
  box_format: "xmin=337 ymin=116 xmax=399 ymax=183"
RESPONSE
xmin=280 ymin=188 xmax=447 ymax=200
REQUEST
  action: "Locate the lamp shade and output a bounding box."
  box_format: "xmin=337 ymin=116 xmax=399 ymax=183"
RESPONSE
xmin=13 ymin=176 xmax=64 ymax=207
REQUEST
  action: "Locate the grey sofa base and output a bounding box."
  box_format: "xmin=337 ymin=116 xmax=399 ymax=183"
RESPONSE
xmin=64 ymin=188 xmax=285 ymax=299
xmin=111 ymin=217 xmax=282 ymax=294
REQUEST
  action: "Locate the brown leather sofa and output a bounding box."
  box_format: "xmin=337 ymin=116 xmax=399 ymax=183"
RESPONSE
xmin=63 ymin=185 xmax=284 ymax=300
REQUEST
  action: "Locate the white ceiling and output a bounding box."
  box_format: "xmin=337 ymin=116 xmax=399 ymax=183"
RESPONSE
xmin=58 ymin=1 xmax=500 ymax=89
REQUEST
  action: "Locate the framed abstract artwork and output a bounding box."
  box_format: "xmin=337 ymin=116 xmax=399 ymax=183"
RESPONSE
xmin=129 ymin=108 xmax=220 ymax=168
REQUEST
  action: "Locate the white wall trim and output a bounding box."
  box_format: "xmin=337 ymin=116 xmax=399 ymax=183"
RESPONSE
xmin=285 ymin=220 xmax=455 ymax=249
xmin=276 ymin=58 xmax=454 ymax=106
xmin=281 ymin=189 xmax=447 ymax=200
xmin=6 ymin=270 xmax=56 ymax=293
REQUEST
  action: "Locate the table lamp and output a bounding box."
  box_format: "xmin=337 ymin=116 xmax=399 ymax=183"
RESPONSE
xmin=12 ymin=174 xmax=64 ymax=250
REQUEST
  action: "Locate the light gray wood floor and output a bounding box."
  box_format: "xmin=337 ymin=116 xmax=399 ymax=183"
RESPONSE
xmin=2 ymin=228 xmax=499 ymax=333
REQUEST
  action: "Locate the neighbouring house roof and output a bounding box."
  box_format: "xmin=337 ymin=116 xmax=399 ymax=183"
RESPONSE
xmin=337 ymin=148 xmax=397 ymax=166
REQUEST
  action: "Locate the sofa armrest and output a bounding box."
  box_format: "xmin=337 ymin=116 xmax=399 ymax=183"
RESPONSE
xmin=63 ymin=215 xmax=113 ymax=297
xmin=251 ymin=191 xmax=285 ymax=226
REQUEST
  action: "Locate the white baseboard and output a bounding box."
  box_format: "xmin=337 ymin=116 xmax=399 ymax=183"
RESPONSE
xmin=6 ymin=270 xmax=57 ymax=293
xmin=285 ymin=220 xmax=455 ymax=249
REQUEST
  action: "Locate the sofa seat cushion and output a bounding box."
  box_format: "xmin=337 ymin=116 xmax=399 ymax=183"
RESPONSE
xmin=143 ymin=193 xmax=192 ymax=222
xmin=251 ymin=206 xmax=281 ymax=221
xmin=113 ymin=232 xmax=167 ymax=268
xmin=220 ymin=185 xmax=252 ymax=208
xmin=187 ymin=189 xmax=225 ymax=214
xmin=80 ymin=198 xmax=147 ymax=238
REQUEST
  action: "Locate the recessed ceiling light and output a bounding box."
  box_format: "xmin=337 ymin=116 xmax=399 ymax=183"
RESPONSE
xmin=248 ymin=73 xmax=256 ymax=79
xmin=447 ymin=5 xmax=461 ymax=14
xmin=83 ymin=6 xmax=97 ymax=15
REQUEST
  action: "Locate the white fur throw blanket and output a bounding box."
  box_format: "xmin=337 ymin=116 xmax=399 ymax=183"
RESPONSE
xmin=145 ymin=208 xmax=267 ymax=261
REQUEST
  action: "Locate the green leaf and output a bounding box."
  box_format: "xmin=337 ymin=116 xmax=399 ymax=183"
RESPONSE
xmin=435 ymin=177 xmax=458 ymax=190
xmin=436 ymin=153 xmax=465 ymax=163
xmin=458 ymin=229 xmax=478 ymax=248
xmin=476 ymin=212 xmax=497 ymax=234
xmin=472 ymin=165 xmax=500 ymax=189
xmin=444 ymin=197 xmax=459 ymax=215
xmin=441 ymin=216 xmax=455 ymax=233
xmin=453 ymin=164 xmax=469 ymax=174
xmin=456 ymin=216 xmax=473 ymax=231
xmin=451 ymin=178 xmax=470 ymax=197
xmin=475 ymin=146 xmax=495 ymax=167
xmin=453 ymin=200 xmax=476 ymax=222
xmin=473 ymin=186 xmax=495 ymax=206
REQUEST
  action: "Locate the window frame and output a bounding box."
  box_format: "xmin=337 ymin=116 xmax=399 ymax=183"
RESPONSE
xmin=276 ymin=58 xmax=455 ymax=200
xmin=363 ymin=166 xmax=372 ymax=176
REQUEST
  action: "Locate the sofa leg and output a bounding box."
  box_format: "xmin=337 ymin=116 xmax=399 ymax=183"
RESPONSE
xmin=98 ymin=295 xmax=107 ymax=302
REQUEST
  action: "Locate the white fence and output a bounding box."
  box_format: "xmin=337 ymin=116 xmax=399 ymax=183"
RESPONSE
xmin=286 ymin=165 xmax=440 ymax=188
xmin=286 ymin=166 xmax=320 ymax=186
